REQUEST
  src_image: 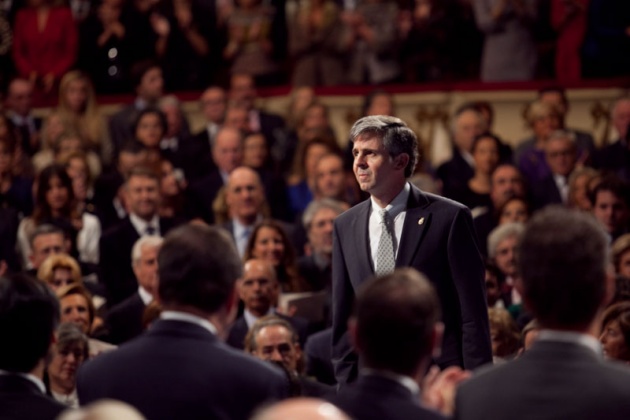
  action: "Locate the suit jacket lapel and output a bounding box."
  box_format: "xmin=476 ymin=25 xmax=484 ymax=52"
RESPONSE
xmin=353 ymin=200 xmax=374 ymax=275
xmin=396 ymin=185 xmax=431 ymax=267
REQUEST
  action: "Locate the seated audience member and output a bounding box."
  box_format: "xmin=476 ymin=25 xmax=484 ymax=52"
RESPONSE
xmin=328 ymin=268 xmax=448 ymax=420
xmin=37 ymin=253 xmax=82 ymax=293
xmin=437 ymin=104 xmax=486 ymax=198
xmin=455 ymin=207 xmax=630 ymax=420
xmin=520 ymin=319 xmax=540 ymax=353
xmin=64 ymin=152 xmax=98 ymax=217
xmin=158 ymin=95 xmax=198 ymax=174
xmin=132 ymin=107 xmax=167 ymax=167
xmin=32 ymin=111 xmax=67 ymax=172
xmin=470 ymin=101 xmax=512 ymax=163
xmin=451 ymin=133 xmax=500 ymax=210
xmin=314 ymin=153 xmax=359 ymax=206
xmin=243 ymin=132 xmax=269 ymax=170
xmin=77 ymin=225 xmax=289 ymax=419
xmin=187 ymin=127 xmax=244 ymax=224
xmin=304 ymin=328 xmax=335 ymax=386
xmin=244 ymin=221 xmax=310 ymax=293
xmin=227 ymin=259 xmax=309 ymax=349
xmin=246 ymin=316 xmax=332 ymax=397
xmin=568 ymin=166 xmax=599 ymax=211
xmin=57 ymin=284 xmax=115 ymax=358
xmin=299 ymin=199 xmax=347 ymax=294
xmin=600 ymin=302 xmax=630 ymax=363
xmin=106 ymin=236 xmax=163 ymax=345
xmin=485 ymin=261 xmax=508 ymax=309
xmin=17 ymin=164 xmax=101 ymax=270
xmin=253 ymin=398 xmax=349 ymax=420
xmin=5 ymin=78 xmax=42 ymax=156
xmin=157 ymin=159 xmax=187 ymax=219
xmin=515 ymin=101 xmax=562 ymax=185
xmin=24 ymin=224 xmax=67 ymax=275
xmin=589 ymin=176 xmax=630 ymax=241
xmin=0 ymin=274 xmax=66 ymax=419
xmin=612 ymin=234 xmax=630 ymax=279
xmin=497 ymin=197 xmax=530 ymax=225
xmin=99 ymin=167 xmax=181 ymax=305
xmin=530 ymin=130 xmax=578 ymax=210
xmin=0 ymin=134 xmax=34 ymax=218
xmin=593 ymin=96 xmax=630 ymax=182
xmin=473 ymin=164 xmax=526 ymax=257
xmin=488 ymin=308 xmax=520 ymax=362
xmin=37 ymin=133 xmax=102 ymax=181
xmin=487 ymin=223 xmax=525 ymax=309
xmin=46 ymin=323 xmax=89 ymax=408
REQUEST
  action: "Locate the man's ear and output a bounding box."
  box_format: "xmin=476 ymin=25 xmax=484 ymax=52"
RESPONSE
xmin=394 ymin=153 xmax=410 ymax=171
xmin=348 ymin=317 xmax=360 ymax=354
xmin=431 ymin=322 xmax=445 ymax=359
xmin=235 ymin=278 xmax=245 ymax=301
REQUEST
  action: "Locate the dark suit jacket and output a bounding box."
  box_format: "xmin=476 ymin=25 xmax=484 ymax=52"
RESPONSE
xmin=258 ymin=110 xmax=285 ymax=150
xmin=332 ymin=184 xmax=491 ymax=385
xmin=186 ymin=170 xmax=225 ymax=224
xmin=77 ymin=319 xmax=288 ymax=420
xmin=329 ymin=374 xmax=445 ymax=420
xmin=105 ymin=292 xmax=146 ymax=345
xmin=593 ymin=139 xmax=630 ymax=182
xmin=0 ymin=374 xmax=66 ymax=420
xmin=182 ymin=130 xmax=217 ymax=182
xmin=436 ymin=149 xmax=475 ymax=199
xmin=226 ymin=312 xmax=310 ymax=349
xmin=109 ymin=103 xmax=139 ymax=153
xmin=455 ymin=340 xmax=630 ymax=420
xmin=305 ymin=327 xmax=336 ymax=385
xmin=99 ymin=216 xmax=180 ymax=304
xmin=531 ymin=174 xmax=563 ymax=210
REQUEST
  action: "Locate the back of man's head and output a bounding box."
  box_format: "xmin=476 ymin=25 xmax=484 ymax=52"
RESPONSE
xmin=353 ymin=268 xmax=441 ymax=376
xmin=158 ymin=224 xmax=242 ymax=314
xmin=0 ymin=274 xmax=60 ymax=372
xmin=518 ymin=207 xmax=609 ymax=330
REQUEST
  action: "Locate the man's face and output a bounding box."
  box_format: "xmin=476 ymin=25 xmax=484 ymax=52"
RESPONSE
xmin=223 ymin=108 xmax=250 ymax=132
xmin=353 ymin=134 xmax=403 ymax=198
xmin=225 ymin=168 xmax=264 ymax=222
xmin=491 ymin=166 xmax=525 ymax=207
xmin=315 ymin=155 xmax=345 ymax=199
xmin=133 ymin=243 xmax=160 ymax=297
xmin=30 ymin=233 xmax=65 ymax=269
xmin=137 ymin=67 xmax=163 ymax=103
xmin=213 ymin=129 xmax=243 ymax=173
xmin=253 ymin=325 xmax=300 ymax=372
xmin=308 ymin=207 xmax=337 ymax=256
xmin=454 ymin=110 xmax=484 ymax=153
xmin=6 ymin=80 xmax=33 ymax=116
xmin=126 ymin=175 xmax=160 ymax=220
xmin=230 ymin=75 xmax=256 ymax=109
xmin=545 ymin=138 xmax=576 ymax=177
xmin=612 ymin=99 xmax=630 ymax=140
xmin=593 ymin=191 xmax=629 ymax=234
xmin=238 ymin=260 xmax=278 ymax=314
xmin=200 ymin=88 xmax=226 ymax=123
xmin=494 ymin=235 xmax=518 ymax=277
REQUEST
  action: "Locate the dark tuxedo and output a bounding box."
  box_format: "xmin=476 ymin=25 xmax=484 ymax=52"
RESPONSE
xmin=531 ymin=174 xmax=564 ymax=210
xmin=332 ymin=184 xmax=491 ymax=385
xmin=182 ymin=129 xmax=217 ymax=182
xmin=593 ymin=140 xmax=630 ymax=182
xmin=186 ymin=170 xmax=225 ymax=224
xmin=105 ymin=292 xmax=146 ymax=345
xmin=93 ymin=170 xmax=125 ymax=231
xmin=436 ymin=149 xmax=475 ymax=199
xmin=329 ymin=374 xmax=445 ymax=420
xmin=99 ymin=216 xmax=181 ymax=304
xmin=305 ymin=328 xmax=336 ymax=385
xmin=226 ymin=312 xmax=310 ymax=349
xmin=77 ymin=319 xmax=288 ymax=420
xmin=258 ymin=110 xmax=285 ymax=149
xmin=0 ymin=207 xmax=20 ymax=272
xmin=0 ymin=374 xmax=66 ymax=420
xmin=455 ymin=339 xmax=630 ymax=420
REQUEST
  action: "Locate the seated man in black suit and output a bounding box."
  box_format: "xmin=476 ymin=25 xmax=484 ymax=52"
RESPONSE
xmin=227 ymin=258 xmax=309 ymax=349
xmin=78 ymin=224 xmax=288 ymax=419
xmin=99 ymin=167 xmax=181 ymax=305
xmin=0 ymin=274 xmax=66 ymax=419
xmin=245 ymin=316 xmax=332 ymax=397
xmin=531 ymin=130 xmax=577 ymax=210
xmin=329 ymin=268 xmax=446 ymax=420
xmin=455 ymin=207 xmax=630 ymax=420
xmin=105 ymin=235 xmax=163 ymax=344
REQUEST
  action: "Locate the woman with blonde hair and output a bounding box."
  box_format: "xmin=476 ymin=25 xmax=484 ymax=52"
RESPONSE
xmin=37 ymin=253 xmax=82 ymax=292
xmin=57 ymin=70 xmax=112 ymax=165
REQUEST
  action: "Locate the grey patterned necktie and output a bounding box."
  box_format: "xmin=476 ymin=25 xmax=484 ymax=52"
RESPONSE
xmin=375 ymin=208 xmax=396 ymax=276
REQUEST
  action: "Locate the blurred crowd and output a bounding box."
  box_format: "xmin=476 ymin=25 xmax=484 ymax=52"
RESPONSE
xmin=1 ymin=0 xmax=629 ymax=95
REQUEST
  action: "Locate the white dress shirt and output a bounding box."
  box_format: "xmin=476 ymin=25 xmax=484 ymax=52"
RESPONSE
xmin=553 ymin=174 xmax=569 ymax=204
xmin=129 ymin=213 xmax=160 ymax=237
xmin=160 ymin=311 xmax=218 ymax=335
xmin=138 ymin=286 xmax=154 ymax=306
xmin=369 ymin=183 xmax=410 ymax=272
xmin=243 ymin=308 xmax=275 ymax=329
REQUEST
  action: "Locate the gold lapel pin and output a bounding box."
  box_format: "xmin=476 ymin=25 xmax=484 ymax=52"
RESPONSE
xmin=418 ymin=217 xmax=425 ymax=225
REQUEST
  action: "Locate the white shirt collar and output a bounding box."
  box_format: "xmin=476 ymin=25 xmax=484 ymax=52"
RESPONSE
xmin=243 ymin=308 xmax=274 ymax=329
xmin=460 ymin=149 xmax=475 ymax=168
xmin=537 ymin=329 xmax=602 ymax=357
xmin=160 ymin=311 xmax=218 ymax=335
xmin=129 ymin=213 xmax=160 ymax=237
xmin=362 ymin=368 xmax=420 ymax=396
xmin=0 ymin=370 xmax=46 ymax=393
xmin=138 ymin=286 xmax=154 ymax=306
xmin=370 ymin=182 xmax=410 ymax=214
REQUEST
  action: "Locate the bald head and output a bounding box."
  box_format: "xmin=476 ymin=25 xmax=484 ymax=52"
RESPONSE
xmin=239 ymin=259 xmax=278 ymax=315
xmin=244 ymin=258 xmax=276 ymax=283
xmin=253 ymin=399 xmax=350 ymax=420
xmin=226 ymin=166 xmax=265 ymax=224
xmin=213 ymin=127 xmax=243 ymax=173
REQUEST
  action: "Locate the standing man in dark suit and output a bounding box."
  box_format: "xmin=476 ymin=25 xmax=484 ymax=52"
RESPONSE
xmin=333 ymin=116 xmax=491 ymax=386
xmin=329 ymin=268 xmax=447 ymax=420
xmin=99 ymin=167 xmax=181 ymax=305
xmin=105 ymin=235 xmax=163 ymax=344
xmin=455 ymin=207 xmax=630 ymax=420
xmin=78 ymin=224 xmax=288 ymax=420
xmin=0 ymin=274 xmax=66 ymax=420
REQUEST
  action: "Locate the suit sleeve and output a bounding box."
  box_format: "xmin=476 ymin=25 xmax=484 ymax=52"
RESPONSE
xmin=447 ymin=207 xmax=492 ymax=369
xmin=331 ymin=221 xmax=358 ymax=386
